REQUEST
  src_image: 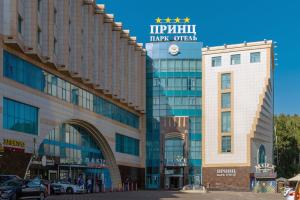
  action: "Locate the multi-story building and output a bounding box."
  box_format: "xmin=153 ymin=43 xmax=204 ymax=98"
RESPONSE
xmin=146 ymin=42 xmax=202 ymax=189
xmin=145 ymin=40 xmax=274 ymax=191
xmin=202 ymin=40 xmax=274 ymax=191
xmin=0 ymin=0 xmax=146 ymax=190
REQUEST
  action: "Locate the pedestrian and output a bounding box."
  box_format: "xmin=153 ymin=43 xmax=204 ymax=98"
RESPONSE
xmin=87 ymin=177 xmax=92 ymax=193
xmin=125 ymin=178 xmax=129 ymax=191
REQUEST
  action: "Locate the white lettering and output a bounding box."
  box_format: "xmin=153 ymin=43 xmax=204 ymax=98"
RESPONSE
xmin=187 ymin=25 xmax=197 ymax=35
xmin=167 ymin=25 xmax=177 ymax=34
xmin=160 ymin=25 xmax=167 ymax=34
xmin=177 ymin=25 xmax=186 ymax=34
xmin=150 ymin=25 xmax=160 ymax=34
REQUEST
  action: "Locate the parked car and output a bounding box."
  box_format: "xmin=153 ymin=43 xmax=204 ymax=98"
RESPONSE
xmin=21 ymin=177 xmax=47 ymax=200
xmin=50 ymin=183 xmax=65 ymax=195
xmin=0 ymin=175 xmax=23 ymax=200
xmin=53 ymin=181 xmax=86 ymax=194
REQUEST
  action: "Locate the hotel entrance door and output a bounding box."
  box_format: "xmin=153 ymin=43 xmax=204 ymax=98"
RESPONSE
xmin=165 ymin=175 xmax=183 ymax=190
xmin=170 ymin=176 xmax=180 ymax=189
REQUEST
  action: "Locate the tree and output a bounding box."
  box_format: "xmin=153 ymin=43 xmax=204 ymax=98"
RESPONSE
xmin=274 ymin=114 xmax=300 ymax=178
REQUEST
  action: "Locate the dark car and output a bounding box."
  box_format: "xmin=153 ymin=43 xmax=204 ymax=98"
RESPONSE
xmin=20 ymin=177 xmax=47 ymax=200
xmin=0 ymin=175 xmax=23 ymax=200
xmin=50 ymin=183 xmax=65 ymax=195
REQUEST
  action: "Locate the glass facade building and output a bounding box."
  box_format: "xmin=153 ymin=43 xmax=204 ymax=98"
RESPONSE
xmin=115 ymin=133 xmax=140 ymax=156
xmin=3 ymin=51 xmax=139 ymax=129
xmin=145 ymin=42 xmax=202 ymax=189
xmin=37 ymin=123 xmax=112 ymax=189
xmin=3 ymin=98 xmax=39 ymax=135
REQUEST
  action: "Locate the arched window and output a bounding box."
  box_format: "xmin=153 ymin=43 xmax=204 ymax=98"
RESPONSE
xmin=258 ymin=145 xmax=266 ymax=164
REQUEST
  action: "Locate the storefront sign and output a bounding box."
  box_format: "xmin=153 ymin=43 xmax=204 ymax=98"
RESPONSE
xmin=216 ymin=168 xmax=236 ymax=177
xmin=150 ymin=17 xmax=197 ymax=42
xmin=254 ymin=163 xmax=276 ymax=178
xmin=85 ymin=158 xmax=106 ymax=168
xmin=255 ymin=163 xmax=275 ymax=173
xmin=165 ymin=169 xmax=174 ymax=175
xmin=3 ymin=139 xmax=25 ymax=148
xmin=32 ymin=156 xmax=55 ymax=166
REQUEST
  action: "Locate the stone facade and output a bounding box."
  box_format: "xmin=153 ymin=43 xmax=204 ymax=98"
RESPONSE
xmin=202 ymin=41 xmax=274 ymax=191
xmin=203 ymin=166 xmax=252 ymax=191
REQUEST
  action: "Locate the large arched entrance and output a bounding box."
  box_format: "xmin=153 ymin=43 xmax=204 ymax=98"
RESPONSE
xmin=28 ymin=119 xmax=121 ymax=190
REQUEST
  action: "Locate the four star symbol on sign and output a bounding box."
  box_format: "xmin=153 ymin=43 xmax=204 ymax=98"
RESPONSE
xmin=155 ymin=17 xmax=162 ymax=23
xmin=155 ymin=17 xmax=191 ymax=24
xmin=184 ymin=17 xmax=190 ymax=23
xmin=174 ymin=17 xmax=180 ymax=23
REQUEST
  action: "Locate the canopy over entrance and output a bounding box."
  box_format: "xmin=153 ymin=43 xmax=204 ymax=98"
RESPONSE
xmin=289 ymin=174 xmax=300 ymax=182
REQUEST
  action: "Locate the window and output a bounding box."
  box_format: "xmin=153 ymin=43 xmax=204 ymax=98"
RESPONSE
xmin=3 ymin=98 xmax=39 ymax=135
xmin=160 ymin=59 xmax=167 ymax=72
xmin=37 ymin=27 xmax=42 ymax=46
xmin=230 ymin=54 xmax=241 ymax=65
xmin=212 ymin=56 xmax=221 ymax=67
xmin=189 ymin=140 xmax=201 ymax=159
xmin=221 ymin=93 xmax=231 ymax=109
xmin=116 ymin=133 xmax=139 ymax=156
xmin=54 ymin=8 xmax=57 ymax=24
xmin=250 ymin=52 xmax=261 ymax=63
xmin=258 ymin=145 xmax=266 ymax=164
xmin=37 ymin=0 xmax=42 ymax=12
xmin=3 ymin=51 xmax=139 ymax=129
xmin=53 ymin=37 xmax=57 ymax=55
xmin=164 ymin=138 xmax=184 ymax=165
xmin=18 ymin=14 xmax=23 ymax=34
xmin=221 ymin=111 xmax=231 ymax=133
xmin=221 ymin=136 xmax=231 ymax=153
xmin=221 ymin=73 xmax=231 ymax=90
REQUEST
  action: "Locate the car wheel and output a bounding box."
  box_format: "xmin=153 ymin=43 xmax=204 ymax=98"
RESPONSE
xmin=66 ymin=188 xmax=73 ymax=194
xmin=39 ymin=192 xmax=45 ymax=200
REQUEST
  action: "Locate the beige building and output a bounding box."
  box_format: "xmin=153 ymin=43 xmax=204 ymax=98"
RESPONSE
xmin=202 ymin=40 xmax=274 ymax=191
xmin=0 ymin=0 xmax=146 ymax=190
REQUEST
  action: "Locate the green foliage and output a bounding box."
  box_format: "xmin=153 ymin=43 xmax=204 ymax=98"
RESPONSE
xmin=274 ymin=114 xmax=300 ymax=178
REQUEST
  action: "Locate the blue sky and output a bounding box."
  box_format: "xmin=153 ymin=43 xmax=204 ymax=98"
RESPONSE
xmin=97 ymin=0 xmax=300 ymax=115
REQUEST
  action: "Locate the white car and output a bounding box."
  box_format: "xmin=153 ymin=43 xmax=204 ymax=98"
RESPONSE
xmin=53 ymin=181 xmax=86 ymax=194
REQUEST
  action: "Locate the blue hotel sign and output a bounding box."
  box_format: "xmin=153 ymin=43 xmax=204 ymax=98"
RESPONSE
xmin=150 ymin=17 xmax=197 ymax=42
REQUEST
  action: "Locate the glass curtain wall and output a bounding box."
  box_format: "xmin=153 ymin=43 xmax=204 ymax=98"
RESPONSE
xmin=146 ymin=52 xmax=202 ymax=188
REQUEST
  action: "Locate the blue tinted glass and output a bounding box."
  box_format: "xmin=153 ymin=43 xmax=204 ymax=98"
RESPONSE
xmin=221 ymin=73 xmax=231 ymax=90
xmin=115 ymin=133 xmax=139 ymax=156
xmin=221 ymin=136 xmax=231 ymax=153
xmin=221 ymin=93 xmax=231 ymax=108
xmin=3 ymin=51 xmax=139 ymax=129
xmin=221 ymin=111 xmax=231 ymax=133
xmin=3 ymin=98 xmax=38 ymax=135
xmin=250 ymin=52 xmax=261 ymax=63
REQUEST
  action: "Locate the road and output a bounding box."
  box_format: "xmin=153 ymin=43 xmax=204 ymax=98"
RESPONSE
xmin=47 ymin=190 xmax=282 ymax=200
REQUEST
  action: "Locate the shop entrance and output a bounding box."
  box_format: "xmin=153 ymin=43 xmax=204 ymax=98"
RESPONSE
xmin=27 ymin=120 xmax=121 ymax=189
xmin=165 ymin=175 xmax=183 ymax=190
xmin=170 ymin=176 xmax=181 ymax=189
xmin=49 ymin=170 xmax=57 ymax=181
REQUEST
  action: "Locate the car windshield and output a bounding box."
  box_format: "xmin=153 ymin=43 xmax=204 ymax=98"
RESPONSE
xmin=26 ymin=177 xmax=42 ymax=187
xmin=0 ymin=179 xmax=20 ymax=187
xmin=0 ymin=176 xmax=11 ymax=184
xmin=0 ymin=176 xmax=20 ymax=185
